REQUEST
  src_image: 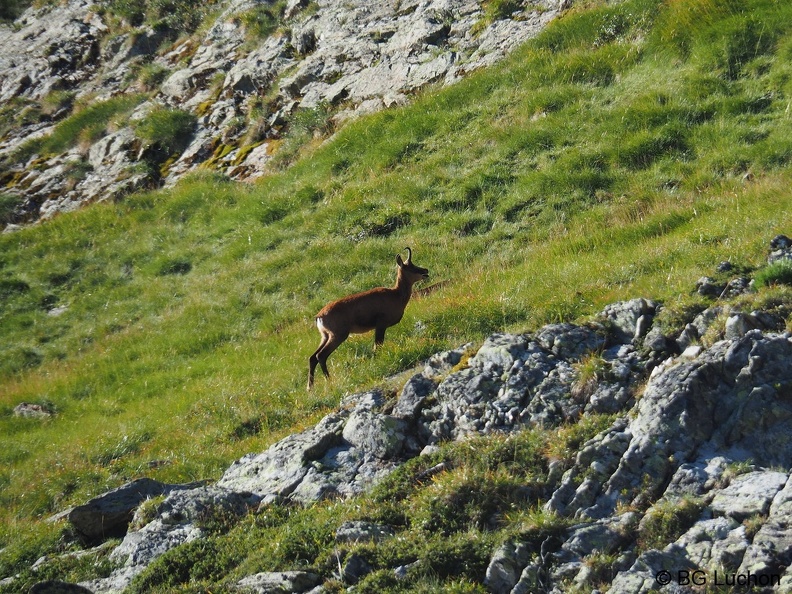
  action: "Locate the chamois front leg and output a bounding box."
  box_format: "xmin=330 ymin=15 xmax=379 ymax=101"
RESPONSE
xmin=374 ymin=326 xmax=386 ymax=349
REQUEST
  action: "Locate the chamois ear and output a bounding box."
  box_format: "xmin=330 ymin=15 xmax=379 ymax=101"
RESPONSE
xmin=396 ymin=254 xmax=405 ymax=266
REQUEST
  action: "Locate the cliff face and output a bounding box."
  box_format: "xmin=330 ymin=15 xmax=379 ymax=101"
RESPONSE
xmin=0 ymin=0 xmax=569 ymax=226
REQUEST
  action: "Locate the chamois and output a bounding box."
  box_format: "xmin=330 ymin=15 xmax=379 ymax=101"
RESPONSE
xmin=308 ymin=247 xmax=429 ymax=390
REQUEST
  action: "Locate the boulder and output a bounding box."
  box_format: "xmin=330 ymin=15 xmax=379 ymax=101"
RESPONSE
xmin=29 ymin=582 xmax=94 ymax=594
xmin=67 ymin=477 xmax=203 ymax=544
xmin=335 ymin=521 xmax=395 ymax=544
xmin=234 ymin=571 xmax=321 ymax=593
xmin=13 ymin=402 xmax=54 ymax=418
xmin=711 ymin=471 xmax=788 ymax=521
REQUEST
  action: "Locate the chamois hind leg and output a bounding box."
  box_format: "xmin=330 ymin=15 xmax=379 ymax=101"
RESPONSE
xmin=308 ymin=331 xmax=330 ymax=390
xmin=316 ymin=330 xmax=348 ymax=380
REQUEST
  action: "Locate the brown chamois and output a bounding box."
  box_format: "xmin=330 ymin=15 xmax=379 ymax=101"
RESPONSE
xmin=308 ymin=247 xmax=429 ymax=390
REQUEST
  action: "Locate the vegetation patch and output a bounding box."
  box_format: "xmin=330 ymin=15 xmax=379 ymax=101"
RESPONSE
xmin=132 ymin=106 xmax=197 ymax=156
xmin=8 ymin=94 xmax=146 ymax=165
xmin=637 ymin=497 xmax=705 ymax=551
xmin=237 ymin=0 xmax=288 ymax=41
xmin=755 ymin=260 xmax=792 ymax=288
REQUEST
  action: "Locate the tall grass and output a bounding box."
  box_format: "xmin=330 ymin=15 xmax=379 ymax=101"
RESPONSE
xmin=2 ymin=0 xmax=792 ymax=589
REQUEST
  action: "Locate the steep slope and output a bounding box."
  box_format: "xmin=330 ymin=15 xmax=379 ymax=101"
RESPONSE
xmin=2 ymin=0 xmax=792 ymax=592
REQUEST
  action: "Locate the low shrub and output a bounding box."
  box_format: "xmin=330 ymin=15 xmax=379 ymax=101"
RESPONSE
xmin=133 ymin=107 xmax=197 ymax=155
xmin=755 ymin=260 xmax=792 ymax=288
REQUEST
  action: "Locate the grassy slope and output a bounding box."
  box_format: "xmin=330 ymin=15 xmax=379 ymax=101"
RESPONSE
xmin=2 ymin=0 xmax=792 ymax=589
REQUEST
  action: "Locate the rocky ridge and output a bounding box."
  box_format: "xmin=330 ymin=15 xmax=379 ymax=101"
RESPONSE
xmin=0 ymin=0 xmax=569 ymax=226
xmin=14 ymin=236 xmax=791 ymax=593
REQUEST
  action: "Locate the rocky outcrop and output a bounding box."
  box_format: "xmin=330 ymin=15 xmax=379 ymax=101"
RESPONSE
xmin=67 ymin=477 xmax=206 ymax=544
xmin=0 ymin=0 xmax=571 ymax=226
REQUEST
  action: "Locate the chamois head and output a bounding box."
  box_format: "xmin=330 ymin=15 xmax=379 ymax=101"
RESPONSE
xmin=395 ymin=247 xmax=429 ymax=287
xmin=308 ymin=247 xmax=429 ymax=390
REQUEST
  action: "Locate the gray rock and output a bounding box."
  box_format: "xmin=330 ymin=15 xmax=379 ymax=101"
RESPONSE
xmin=335 ymin=521 xmax=395 ymax=544
xmin=599 ymin=298 xmax=658 ymax=344
xmin=738 ymin=475 xmax=792 ymax=577
xmin=392 ymin=373 xmax=437 ymax=420
xmin=724 ymin=312 xmax=760 ymax=340
xmin=485 ymin=541 xmax=535 ymax=594
xmin=341 ymin=410 xmax=408 ymax=459
xmin=218 ymin=412 xmax=348 ymax=500
xmin=29 ymin=582 xmax=94 ymax=594
xmin=769 ymin=234 xmax=792 ymax=264
xmin=696 ymin=275 xmax=725 ymax=297
xmin=13 ymin=402 xmax=54 ymax=418
xmin=234 ymin=571 xmax=321 ymax=593
xmin=84 ymin=485 xmax=255 ymax=593
xmin=535 ymin=323 xmax=605 ymax=360
xmin=664 ymin=457 xmax=729 ymax=498
xmin=675 ymin=517 xmax=748 ymax=572
xmin=712 ymin=471 xmax=788 ymax=521
xmin=67 ymin=477 xmax=202 ymax=543
xmin=562 ymin=513 xmax=638 ymax=558
xmin=342 ymin=553 xmax=373 ymax=584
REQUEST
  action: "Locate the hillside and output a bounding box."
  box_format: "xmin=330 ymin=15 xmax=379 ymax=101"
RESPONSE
xmin=3 ymin=0 xmax=792 ymax=592
xmin=0 ymin=0 xmax=567 ymax=224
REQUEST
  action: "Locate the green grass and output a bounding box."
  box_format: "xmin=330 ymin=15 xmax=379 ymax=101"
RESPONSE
xmin=132 ymin=105 xmax=197 ymax=155
xmin=8 ymin=94 xmax=146 ymax=164
xmin=0 ymin=0 xmax=34 ymax=22
xmin=756 ymin=260 xmax=792 ymax=288
xmin=2 ymin=0 xmax=792 ymax=590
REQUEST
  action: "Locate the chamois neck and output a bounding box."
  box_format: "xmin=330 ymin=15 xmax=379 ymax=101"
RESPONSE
xmin=393 ymin=270 xmax=415 ymax=300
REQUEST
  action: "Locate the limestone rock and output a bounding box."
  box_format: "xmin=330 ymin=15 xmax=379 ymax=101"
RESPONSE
xmin=67 ymin=477 xmax=203 ymax=544
xmin=335 ymin=521 xmax=395 ymax=544
xmin=233 ymin=571 xmax=321 ymax=593
xmin=13 ymin=402 xmax=54 ymax=418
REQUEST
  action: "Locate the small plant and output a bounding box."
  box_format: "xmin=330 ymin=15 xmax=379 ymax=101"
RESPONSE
xmin=136 ymin=62 xmax=170 ymax=91
xmin=472 ymin=0 xmax=522 ymax=35
xmin=129 ymin=495 xmax=166 ymax=531
xmin=571 ymin=352 xmax=608 ymax=401
xmin=155 ymin=257 xmax=192 ymax=276
xmin=0 ymin=193 xmax=22 ymax=226
xmin=133 ymin=106 xmax=197 ymax=155
xmin=238 ymin=1 xmax=287 ymax=41
xmin=581 ymin=551 xmax=622 ymax=588
xmin=270 ymin=103 xmax=335 ymax=168
xmin=742 ymin=513 xmax=766 ymax=540
xmin=637 ymin=497 xmax=704 ymax=551
xmin=755 ymin=261 xmax=792 ymax=288
xmin=40 ymin=90 xmax=76 ymax=117
xmin=544 ymin=414 xmax=616 ymax=464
